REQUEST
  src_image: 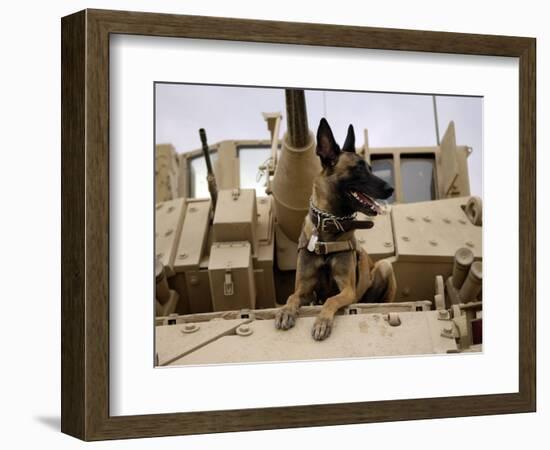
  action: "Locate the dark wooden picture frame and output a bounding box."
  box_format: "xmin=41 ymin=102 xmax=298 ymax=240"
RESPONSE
xmin=61 ymin=9 xmax=536 ymax=441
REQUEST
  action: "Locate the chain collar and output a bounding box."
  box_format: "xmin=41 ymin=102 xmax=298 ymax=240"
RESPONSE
xmin=309 ymin=198 xmax=357 ymax=233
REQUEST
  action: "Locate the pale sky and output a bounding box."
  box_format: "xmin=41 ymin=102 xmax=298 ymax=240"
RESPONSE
xmin=155 ymin=84 xmax=482 ymax=197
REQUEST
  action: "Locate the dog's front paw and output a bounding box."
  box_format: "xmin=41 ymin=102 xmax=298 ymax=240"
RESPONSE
xmin=275 ymin=307 xmax=297 ymax=330
xmin=312 ymin=317 xmax=333 ymax=341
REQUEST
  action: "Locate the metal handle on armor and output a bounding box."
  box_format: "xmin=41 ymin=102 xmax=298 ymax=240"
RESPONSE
xmin=224 ymin=270 xmax=234 ymax=296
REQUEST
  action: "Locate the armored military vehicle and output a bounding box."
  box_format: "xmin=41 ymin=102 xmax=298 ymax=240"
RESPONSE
xmin=154 ymin=89 xmax=482 ymax=366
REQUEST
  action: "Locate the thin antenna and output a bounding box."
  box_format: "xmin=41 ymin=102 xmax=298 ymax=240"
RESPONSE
xmin=432 ymin=95 xmax=440 ymax=145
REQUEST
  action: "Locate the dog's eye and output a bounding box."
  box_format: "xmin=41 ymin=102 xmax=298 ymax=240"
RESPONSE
xmin=357 ymin=160 xmax=369 ymax=171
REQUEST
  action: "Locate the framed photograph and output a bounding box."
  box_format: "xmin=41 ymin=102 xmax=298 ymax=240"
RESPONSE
xmin=61 ymin=9 xmax=536 ymax=440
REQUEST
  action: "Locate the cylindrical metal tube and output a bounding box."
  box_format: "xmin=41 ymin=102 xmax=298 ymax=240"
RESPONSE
xmin=271 ymin=131 xmax=320 ymax=241
xmin=285 ymin=89 xmax=309 ymax=148
xmin=199 ymin=128 xmax=214 ymax=173
xmin=271 ymin=89 xmax=321 ymax=242
xmin=459 ymin=261 xmax=482 ymax=303
xmin=199 ymin=128 xmax=218 ymax=209
xmin=155 ymin=259 xmax=171 ymax=305
xmin=452 ymin=247 xmax=474 ymax=290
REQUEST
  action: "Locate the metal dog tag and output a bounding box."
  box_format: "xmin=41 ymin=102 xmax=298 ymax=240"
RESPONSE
xmin=307 ymin=232 xmax=318 ymax=252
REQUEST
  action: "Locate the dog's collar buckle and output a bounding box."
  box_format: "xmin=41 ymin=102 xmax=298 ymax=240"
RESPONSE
xmin=314 ymin=241 xmax=327 ymax=255
xmin=319 ymin=217 xmax=341 ymax=233
xmin=313 ymin=239 xmax=355 ymax=255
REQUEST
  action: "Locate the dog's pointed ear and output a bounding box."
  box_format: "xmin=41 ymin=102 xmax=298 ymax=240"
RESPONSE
xmin=342 ymin=124 xmax=356 ymax=153
xmin=316 ymin=118 xmax=340 ymax=167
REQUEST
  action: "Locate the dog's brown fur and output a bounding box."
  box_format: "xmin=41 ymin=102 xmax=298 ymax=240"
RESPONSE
xmin=275 ymin=119 xmax=397 ymax=340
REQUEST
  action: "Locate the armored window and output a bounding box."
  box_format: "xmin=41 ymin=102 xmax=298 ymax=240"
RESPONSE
xmin=400 ymin=154 xmax=436 ymax=203
xmin=188 ymin=150 xmax=218 ymax=198
xmin=371 ymin=155 xmax=395 ymax=204
xmin=237 ymin=146 xmax=271 ymax=196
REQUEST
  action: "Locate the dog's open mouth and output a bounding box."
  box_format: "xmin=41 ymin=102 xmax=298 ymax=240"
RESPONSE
xmin=347 ymin=190 xmax=385 ymax=216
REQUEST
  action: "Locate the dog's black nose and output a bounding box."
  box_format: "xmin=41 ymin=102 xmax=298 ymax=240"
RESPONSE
xmin=383 ymin=185 xmax=394 ymax=198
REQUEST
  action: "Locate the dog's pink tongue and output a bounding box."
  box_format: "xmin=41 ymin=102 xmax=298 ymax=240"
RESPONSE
xmin=357 ymin=192 xmax=383 ymax=214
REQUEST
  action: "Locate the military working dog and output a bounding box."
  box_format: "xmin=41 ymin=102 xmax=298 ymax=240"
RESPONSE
xmin=275 ymin=118 xmax=397 ymax=340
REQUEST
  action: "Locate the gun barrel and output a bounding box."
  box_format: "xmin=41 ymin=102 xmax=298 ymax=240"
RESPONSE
xmin=285 ymin=89 xmax=309 ymax=148
xmin=199 ymin=128 xmax=215 ymax=173
xmin=199 ymin=128 xmax=218 ymax=209
xmin=271 ymin=89 xmax=320 ymax=244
